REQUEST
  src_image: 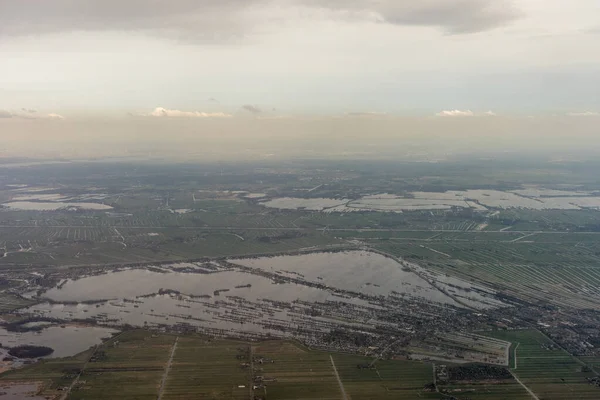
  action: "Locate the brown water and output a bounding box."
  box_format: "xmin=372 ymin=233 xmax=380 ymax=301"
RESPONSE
xmin=0 ymin=383 xmax=45 ymax=399
xmin=27 ymin=251 xmax=502 ymax=339
xmin=0 ymin=326 xmax=117 ymax=358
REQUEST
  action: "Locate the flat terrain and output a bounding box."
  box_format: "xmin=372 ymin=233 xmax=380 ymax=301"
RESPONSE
xmin=0 ymin=330 xmax=441 ymax=399
xmin=2 ymin=160 xmax=600 ymax=399
xmin=2 ymin=329 xmax=575 ymax=400
xmin=485 ymin=329 xmax=599 ymax=400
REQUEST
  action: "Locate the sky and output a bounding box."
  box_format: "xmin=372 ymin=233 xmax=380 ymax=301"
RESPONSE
xmin=0 ymin=0 xmax=599 ymax=118
xmin=0 ymin=1 xmax=599 ymax=161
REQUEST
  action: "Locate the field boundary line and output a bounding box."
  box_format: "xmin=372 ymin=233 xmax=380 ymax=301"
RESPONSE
xmin=330 ymin=355 xmax=348 ymax=400
xmin=157 ymin=336 xmax=178 ymax=400
xmin=510 ymin=370 xmax=539 ymax=400
xmin=513 ymin=342 xmax=520 ymax=369
xmin=60 ymin=330 xmax=127 ymax=400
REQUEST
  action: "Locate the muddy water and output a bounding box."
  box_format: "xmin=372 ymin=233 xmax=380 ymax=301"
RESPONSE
xmin=0 ymin=326 xmax=117 ymax=358
xmin=43 ymin=269 xmax=333 ymax=303
xmin=1 ymin=201 xmax=112 ymax=211
xmin=0 ymin=383 xmax=45 ymax=399
xmin=27 ymin=251 xmax=501 ymax=338
xmin=232 ymin=251 xmax=456 ymax=301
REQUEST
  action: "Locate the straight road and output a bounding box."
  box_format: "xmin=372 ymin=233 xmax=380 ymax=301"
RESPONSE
xmin=157 ymin=337 xmax=178 ymax=400
xmin=330 ymin=355 xmax=348 ymax=400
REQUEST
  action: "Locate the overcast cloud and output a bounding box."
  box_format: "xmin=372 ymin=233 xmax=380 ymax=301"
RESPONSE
xmin=0 ymin=0 xmax=521 ymax=40
xmin=0 ymin=0 xmax=598 ymax=114
xmin=148 ymin=107 xmax=232 ymax=118
xmin=0 ymin=109 xmax=65 ymax=120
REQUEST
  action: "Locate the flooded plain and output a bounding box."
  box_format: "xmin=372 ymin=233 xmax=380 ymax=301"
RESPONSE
xmin=0 ymin=326 xmax=116 ymax=358
xmin=232 ymin=251 xmax=503 ymax=309
xmin=26 ymin=251 xmax=503 ymax=340
xmin=1 ymin=201 xmax=112 ymax=211
xmin=259 ymin=189 xmax=600 ymax=212
xmin=0 ymin=383 xmax=45 ymax=400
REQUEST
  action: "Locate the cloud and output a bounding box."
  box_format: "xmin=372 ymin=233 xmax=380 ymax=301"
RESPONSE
xmin=300 ymin=0 xmax=521 ymax=34
xmin=567 ymin=111 xmax=599 ymax=116
xmin=241 ymin=104 xmax=262 ymax=114
xmin=435 ymin=109 xmax=475 ymax=117
xmin=257 ymin=115 xmax=295 ymax=120
xmin=0 ymin=0 xmax=521 ymax=42
xmin=345 ymin=111 xmax=387 ymax=117
xmin=484 ymin=110 xmax=497 ymax=116
xmin=0 ymin=0 xmax=261 ymax=42
xmin=148 ymin=107 xmax=232 ymax=118
xmin=0 ymin=109 xmax=64 ymax=120
xmin=585 ymin=26 xmax=600 ymax=34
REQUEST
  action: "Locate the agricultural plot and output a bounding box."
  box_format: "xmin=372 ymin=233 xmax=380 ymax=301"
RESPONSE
xmin=371 ymin=236 xmax=600 ymax=310
xmin=0 ymin=292 xmax=33 ymax=313
xmin=437 ymin=378 xmax=531 ymax=399
xmin=0 ymin=347 xmax=94 ymax=398
xmin=484 ymin=329 xmax=600 ymax=400
xmin=162 ymin=338 xmax=250 ymax=400
xmin=1 ymin=331 xmax=447 ymax=400
xmin=331 ymin=353 xmax=438 ymax=399
xmin=68 ymin=330 xmax=175 ymax=400
xmin=251 ymin=341 xmax=342 ymax=400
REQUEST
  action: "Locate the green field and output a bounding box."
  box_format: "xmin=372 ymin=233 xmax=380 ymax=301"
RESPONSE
xmin=0 ymin=330 xmax=448 ymax=400
xmin=331 ymin=354 xmax=438 ymax=399
xmin=485 ymin=329 xmax=600 ymax=399
xmin=163 ymin=337 xmax=250 ymax=400
xmin=1 ymin=329 xmax=562 ymax=400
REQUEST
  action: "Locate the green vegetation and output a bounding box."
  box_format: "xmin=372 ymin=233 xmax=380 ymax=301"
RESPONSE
xmin=332 ymin=354 xmax=438 ymax=399
xmin=252 ymin=341 xmax=342 ymax=400
xmin=163 ymin=337 xmax=250 ymax=400
xmin=0 ymin=348 xmax=93 ymax=398
xmin=69 ymin=330 xmax=174 ymax=400
xmin=0 ymin=292 xmax=34 ymax=313
xmin=485 ymin=329 xmax=600 ymax=399
xmin=0 ymin=330 xmax=449 ymax=400
xmin=8 ymin=345 xmax=54 ymax=358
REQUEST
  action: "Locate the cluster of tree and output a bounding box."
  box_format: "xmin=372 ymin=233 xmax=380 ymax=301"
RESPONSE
xmin=8 ymin=345 xmax=54 ymax=359
xmin=3 ymin=317 xmax=60 ymax=333
xmin=323 ymin=328 xmax=372 ymax=347
xmin=449 ymin=365 xmax=512 ymax=381
xmin=257 ymin=232 xmax=306 ymax=243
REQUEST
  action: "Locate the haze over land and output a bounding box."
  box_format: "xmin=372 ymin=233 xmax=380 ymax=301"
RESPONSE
xmin=2 ymin=2 xmax=600 ymax=399
xmin=1 ymin=1 xmax=599 ymax=161
xmin=1 ymin=115 xmax=599 ymax=161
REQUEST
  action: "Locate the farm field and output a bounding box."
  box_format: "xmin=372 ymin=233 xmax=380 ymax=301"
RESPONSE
xmin=67 ymin=330 xmax=175 ymax=400
xmin=1 ymin=160 xmax=600 ymax=399
xmin=1 ymin=329 xmax=557 ymax=400
xmin=484 ymin=329 xmax=600 ymax=399
xmin=330 ymin=353 xmax=438 ymax=399
xmin=436 ymin=379 xmax=531 ymax=399
xmin=371 ymin=235 xmax=600 ymax=310
xmin=162 ymin=337 xmax=250 ymax=400
xmin=251 ymin=341 xmax=343 ymax=400
xmin=0 ymin=330 xmax=472 ymax=400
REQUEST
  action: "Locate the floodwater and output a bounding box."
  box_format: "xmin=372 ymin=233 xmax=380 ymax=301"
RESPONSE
xmin=0 ymin=383 xmax=45 ymax=400
xmin=43 ymin=269 xmax=330 ymax=303
xmin=233 ymin=251 xmax=457 ymax=303
xmin=233 ymin=251 xmax=502 ymax=309
xmin=0 ymin=326 xmax=117 ymax=358
xmin=42 ymin=251 xmax=473 ymax=307
xmin=27 ymin=251 xmax=502 ymax=339
xmin=1 ymin=201 xmax=112 ymax=211
xmin=260 ymin=197 xmax=348 ymax=211
xmin=259 ymin=189 xmax=600 ymax=212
